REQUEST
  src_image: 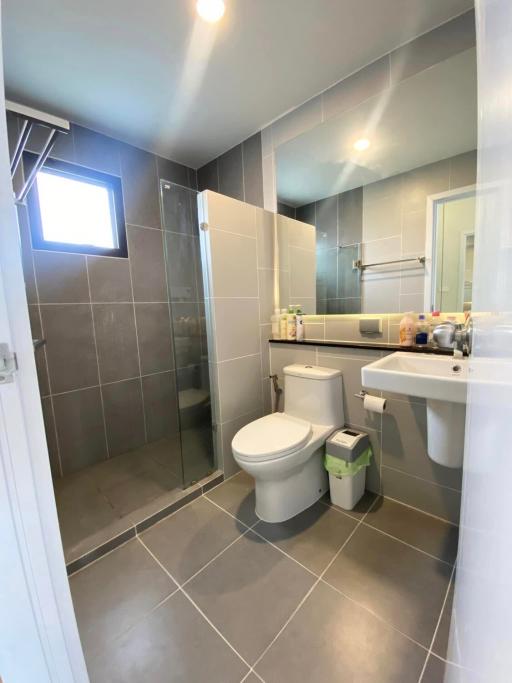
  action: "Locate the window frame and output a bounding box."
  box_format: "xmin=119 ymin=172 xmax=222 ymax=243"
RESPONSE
xmin=25 ymin=152 xmax=128 ymax=258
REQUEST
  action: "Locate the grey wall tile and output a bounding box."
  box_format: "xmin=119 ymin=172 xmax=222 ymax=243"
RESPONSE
xmin=160 ymin=183 xmax=197 ymax=235
xmin=120 ymin=144 xmax=161 ymax=228
xmin=242 ymin=133 xmax=264 ymax=208
xmin=141 ymin=371 xmax=180 ymax=442
xmin=197 ymin=158 xmax=219 ymax=192
xmin=381 ymin=466 xmax=461 ymax=524
xmin=26 ymin=123 xmax=75 ymax=162
xmin=323 ymin=55 xmax=390 ymax=120
xmin=127 ymin=226 xmax=167 ymax=302
xmin=217 ymin=354 xmax=262 ymax=423
xmin=389 ymin=10 xmax=475 ymax=84
xmin=93 ymin=303 xmax=139 ymax=383
xmin=338 ymin=187 xmax=363 ymax=246
xmin=165 ymin=232 xmax=200 ymax=302
xmin=338 ymin=245 xmax=360 ymax=299
xmin=135 ymin=303 xmax=174 ymax=374
xmin=87 ymin=256 xmax=132 ymax=302
xmin=218 ymin=144 xmax=244 ymax=201
xmin=102 ymin=379 xmax=146 ymax=457
xmin=277 ymin=202 xmax=296 ymax=219
xmin=401 ymin=159 xmax=450 ymax=213
xmin=34 ymin=251 xmax=89 ymax=304
xmin=53 ymin=387 xmax=107 ymax=474
xmin=382 ymin=398 xmax=462 ymax=491
xmin=295 ymin=202 xmax=315 ymax=226
xmin=28 ymin=305 xmax=50 ymax=396
xmin=73 ymin=125 xmax=121 ymax=175
xmin=316 ymin=196 xmax=338 ymax=250
xmin=171 ymin=302 xmax=202 ymax=369
xmin=41 ymin=396 xmax=60 ymax=477
xmin=156 ymin=155 xmax=192 ymax=189
xmin=449 ymin=150 xmax=477 ymax=188
xmin=41 ymin=304 xmax=99 ymax=393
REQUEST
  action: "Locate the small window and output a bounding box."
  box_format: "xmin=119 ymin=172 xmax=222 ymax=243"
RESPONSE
xmin=25 ymin=154 xmax=127 ymax=257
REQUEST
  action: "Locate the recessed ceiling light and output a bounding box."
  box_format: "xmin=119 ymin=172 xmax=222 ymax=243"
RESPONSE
xmin=353 ymin=138 xmax=371 ymax=151
xmin=196 ymin=0 xmax=225 ymax=23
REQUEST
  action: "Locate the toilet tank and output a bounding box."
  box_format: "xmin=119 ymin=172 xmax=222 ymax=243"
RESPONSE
xmin=283 ymin=364 xmax=344 ymax=427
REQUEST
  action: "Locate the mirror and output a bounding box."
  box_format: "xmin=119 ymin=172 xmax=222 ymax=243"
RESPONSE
xmin=274 ymin=46 xmax=477 ymax=315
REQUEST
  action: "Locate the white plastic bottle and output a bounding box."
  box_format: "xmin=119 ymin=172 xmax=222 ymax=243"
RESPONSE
xmin=279 ymin=309 xmax=288 ymax=340
xmin=295 ymin=305 xmax=304 ymax=342
xmin=399 ymin=312 xmax=415 ymax=347
xmin=271 ymin=308 xmax=280 ymax=339
xmin=286 ymin=306 xmax=297 ymax=341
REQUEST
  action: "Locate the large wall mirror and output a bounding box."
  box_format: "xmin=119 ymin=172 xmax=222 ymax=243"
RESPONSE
xmin=274 ymin=45 xmax=477 ymax=315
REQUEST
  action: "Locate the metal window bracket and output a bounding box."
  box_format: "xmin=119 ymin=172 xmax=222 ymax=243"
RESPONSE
xmin=0 ymin=343 xmax=18 ymax=384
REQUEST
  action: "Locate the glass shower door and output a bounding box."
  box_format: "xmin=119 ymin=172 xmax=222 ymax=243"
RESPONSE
xmin=160 ymin=180 xmax=214 ymax=486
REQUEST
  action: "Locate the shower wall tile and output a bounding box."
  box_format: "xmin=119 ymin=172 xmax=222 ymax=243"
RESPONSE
xmin=41 ymin=304 xmax=99 ymax=393
xmin=93 ymin=303 xmax=139 ymax=383
xmin=127 ymin=226 xmax=167 ymax=302
xmin=135 ymin=303 xmax=174 ymax=375
xmin=315 ymin=196 xmax=338 ymax=250
xmin=449 ymin=150 xmax=477 ymax=189
xmin=338 ymin=187 xmax=363 ymax=247
xmin=171 ymin=302 xmax=202 ymax=369
xmin=7 ymin=120 xmax=201 ymax=479
xmin=102 ymin=379 xmax=146 ymax=457
xmin=53 ymin=387 xmax=107 ymax=474
xmin=34 ymin=251 xmax=89 ymax=304
xmin=218 ymin=144 xmax=244 ymax=201
xmin=242 ymin=133 xmax=264 ymax=208
xmin=87 ymin=256 xmax=132 ymax=303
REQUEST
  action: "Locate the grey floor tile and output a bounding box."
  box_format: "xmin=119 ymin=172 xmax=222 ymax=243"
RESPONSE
xmin=253 ymin=501 xmax=357 ymax=575
xmin=256 ymin=581 xmax=426 ymax=683
xmin=70 ymin=538 xmax=176 ymax=657
xmin=365 ymin=497 xmax=459 ymax=564
xmin=323 ymin=524 xmax=451 ymax=647
xmin=102 ymin=464 xmax=180 ymax=517
xmin=205 ymin=471 xmax=258 ymax=526
xmin=186 ymin=531 xmax=316 ymax=665
xmin=432 ymin=581 xmax=454 ymax=661
xmin=141 ymin=497 xmax=245 ymax=583
xmin=86 ymin=590 xmax=248 ymax=683
xmin=324 ymin=489 xmax=378 ymax=520
xmin=421 ymin=654 xmax=464 ymax=683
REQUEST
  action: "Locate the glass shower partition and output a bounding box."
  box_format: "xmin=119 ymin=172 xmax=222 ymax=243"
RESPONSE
xmin=160 ymin=180 xmax=215 ymax=486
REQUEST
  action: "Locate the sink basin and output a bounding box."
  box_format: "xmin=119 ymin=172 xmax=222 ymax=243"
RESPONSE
xmin=362 ymin=351 xmax=468 ymax=468
xmin=361 ymin=352 xmax=468 ymax=403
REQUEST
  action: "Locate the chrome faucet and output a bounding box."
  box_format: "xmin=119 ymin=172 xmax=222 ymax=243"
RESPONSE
xmin=433 ymin=317 xmax=473 ymax=355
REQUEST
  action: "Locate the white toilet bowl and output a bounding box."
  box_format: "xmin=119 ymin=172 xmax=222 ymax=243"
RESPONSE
xmin=232 ymin=364 xmax=344 ymax=523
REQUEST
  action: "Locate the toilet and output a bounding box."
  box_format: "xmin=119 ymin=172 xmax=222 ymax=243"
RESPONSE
xmin=232 ymin=364 xmax=344 ymax=523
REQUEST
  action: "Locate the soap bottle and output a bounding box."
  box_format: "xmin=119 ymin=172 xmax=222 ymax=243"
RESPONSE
xmin=295 ymin=305 xmax=304 ymax=342
xmin=279 ymin=309 xmax=288 ymax=340
xmin=415 ymin=314 xmax=429 ymax=345
xmin=271 ymin=308 xmax=280 ymax=339
xmin=430 ymin=311 xmax=441 ymax=343
xmin=399 ymin=312 xmax=415 ymax=347
xmin=286 ymin=306 xmax=297 ymax=341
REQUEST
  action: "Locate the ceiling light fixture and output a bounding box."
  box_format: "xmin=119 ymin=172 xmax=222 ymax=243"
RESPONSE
xmin=353 ymin=138 xmax=371 ymax=151
xmin=196 ymin=0 xmax=225 ymax=23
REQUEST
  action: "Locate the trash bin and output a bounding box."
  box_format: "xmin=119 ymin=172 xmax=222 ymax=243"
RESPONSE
xmin=324 ymin=428 xmax=372 ymax=510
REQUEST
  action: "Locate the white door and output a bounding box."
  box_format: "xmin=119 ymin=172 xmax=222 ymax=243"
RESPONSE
xmin=0 ymin=13 xmax=88 ymax=683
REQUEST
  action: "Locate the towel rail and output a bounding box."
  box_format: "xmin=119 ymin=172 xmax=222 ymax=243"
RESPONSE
xmin=353 ymin=256 xmax=425 ymax=271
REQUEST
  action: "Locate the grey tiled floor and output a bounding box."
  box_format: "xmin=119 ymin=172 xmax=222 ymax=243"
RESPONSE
xmin=71 ymin=471 xmax=461 ymax=682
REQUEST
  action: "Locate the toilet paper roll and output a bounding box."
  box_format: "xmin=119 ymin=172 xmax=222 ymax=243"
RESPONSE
xmin=363 ymin=393 xmax=387 ymax=414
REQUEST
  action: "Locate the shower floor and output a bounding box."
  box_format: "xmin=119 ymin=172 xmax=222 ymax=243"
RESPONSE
xmin=70 ymin=472 xmax=460 ymax=682
xmin=54 ymin=437 xmax=212 ymax=564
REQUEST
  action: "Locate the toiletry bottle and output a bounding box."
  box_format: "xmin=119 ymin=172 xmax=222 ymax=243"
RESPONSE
xmin=295 ymin=305 xmax=304 ymax=342
xmin=415 ymin=314 xmax=429 ymax=345
xmin=286 ymin=306 xmax=297 ymax=341
xmin=430 ymin=310 xmax=441 ymax=343
xmin=399 ymin=312 xmax=415 ymax=347
xmin=279 ymin=309 xmax=288 ymax=340
xmin=271 ymin=308 xmax=280 ymax=339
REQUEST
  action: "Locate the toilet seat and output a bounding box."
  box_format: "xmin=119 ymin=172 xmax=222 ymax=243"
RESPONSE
xmin=232 ymin=413 xmax=312 ymax=462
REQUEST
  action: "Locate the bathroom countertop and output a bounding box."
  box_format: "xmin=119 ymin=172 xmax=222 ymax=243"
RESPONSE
xmin=268 ymin=339 xmax=457 ymax=355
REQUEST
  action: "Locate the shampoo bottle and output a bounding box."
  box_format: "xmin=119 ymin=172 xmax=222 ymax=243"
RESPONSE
xmin=286 ymin=306 xmax=297 ymax=341
xmin=415 ymin=314 xmax=429 ymax=345
xmin=399 ymin=312 xmax=415 ymax=347
xmin=295 ymin=305 xmax=304 ymax=342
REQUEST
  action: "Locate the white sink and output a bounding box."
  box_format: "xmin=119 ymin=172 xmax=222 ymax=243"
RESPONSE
xmin=362 ymin=351 xmax=468 ymax=468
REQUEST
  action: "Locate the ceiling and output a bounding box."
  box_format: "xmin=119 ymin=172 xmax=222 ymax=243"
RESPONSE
xmin=3 ymin=0 xmax=474 ymax=168
xmin=276 ymin=48 xmax=477 ymax=206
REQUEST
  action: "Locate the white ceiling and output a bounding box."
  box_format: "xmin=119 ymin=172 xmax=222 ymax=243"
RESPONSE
xmin=3 ymin=0 xmax=473 ymax=168
xmin=276 ymin=48 xmax=477 ymax=206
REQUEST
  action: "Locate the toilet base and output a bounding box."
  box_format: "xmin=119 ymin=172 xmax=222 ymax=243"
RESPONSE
xmin=254 ymin=446 xmax=328 ymax=523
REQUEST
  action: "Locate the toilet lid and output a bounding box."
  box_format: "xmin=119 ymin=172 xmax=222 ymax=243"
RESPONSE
xmin=232 ymin=413 xmax=312 ymax=462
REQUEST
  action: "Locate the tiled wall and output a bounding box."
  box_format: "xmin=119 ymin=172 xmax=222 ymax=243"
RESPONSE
xmin=261 ymin=10 xmax=476 ymax=213
xmin=296 ymin=151 xmax=477 ymax=314
xmin=8 ymin=114 xmax=201 ymax=479
xmin=197 ymin=133 xmax=264 ymax=209
xmin=198 ymin=190 xmax=276 ymax=477
xmin=269 ymin=342 xmax=462 ymax=523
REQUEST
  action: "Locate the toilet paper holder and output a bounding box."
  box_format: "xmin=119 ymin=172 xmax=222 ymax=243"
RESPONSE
xmin=354 ymin=390 xmax=368 ymax=400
